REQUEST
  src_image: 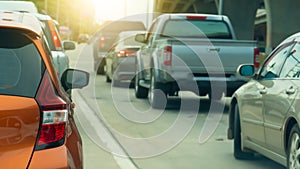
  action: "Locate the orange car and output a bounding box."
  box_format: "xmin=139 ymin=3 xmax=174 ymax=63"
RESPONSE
xmin=0 ymin=11 xmax=89 ymax=168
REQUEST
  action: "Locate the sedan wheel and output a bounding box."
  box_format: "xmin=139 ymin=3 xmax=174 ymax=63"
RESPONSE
xmin=287 ymin=125 xmax=300 ymax=169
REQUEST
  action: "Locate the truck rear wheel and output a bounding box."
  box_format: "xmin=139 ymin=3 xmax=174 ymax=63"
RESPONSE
xmin=149 ymin=69 xmax=167 ymax=109
xmin=135 ymin=71 xmax=148 ymax=98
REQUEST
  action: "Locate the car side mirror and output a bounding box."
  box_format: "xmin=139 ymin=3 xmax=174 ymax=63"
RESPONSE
xmin=63 ymin=41 xmax=76 ymax=50
xmin=135 ymin=33 xmax=146 ymax=43
xmin=61 ymin=69 xmax=89 ymax=91
xmin=237 ymin=64 xmax=255 ymax=77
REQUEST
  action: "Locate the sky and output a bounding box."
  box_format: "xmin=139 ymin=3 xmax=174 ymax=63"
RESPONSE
xmin=92 ymin=0 xmax=154 ymax=27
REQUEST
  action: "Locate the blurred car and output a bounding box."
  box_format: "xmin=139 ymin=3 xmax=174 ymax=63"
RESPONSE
xmin=92 ymin=20 xmax=146 ymax=74
xmin=35 ymin=13 xmax=74 ymax=80
xmin=0 ymin=1 xmax=38 ymax=13
xmin=227 ymin=32 xmax=300 ymax=168
xmin=0 ymin=11 xmax=89 ymax=169
xmin=77 ymin=33 xmax=90 ymax=44
xmin=105 ymin=31 xmax=144 ymax=85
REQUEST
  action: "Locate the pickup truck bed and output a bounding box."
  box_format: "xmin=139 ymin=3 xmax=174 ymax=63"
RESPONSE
xmin=134 ymin=13 xmax=259 ymax=109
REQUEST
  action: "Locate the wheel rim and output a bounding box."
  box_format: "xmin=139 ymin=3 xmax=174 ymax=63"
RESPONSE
xmin=289 ymin=132 xmax=300 ymax=169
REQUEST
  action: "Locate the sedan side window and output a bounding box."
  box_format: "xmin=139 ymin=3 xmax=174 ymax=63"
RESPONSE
xmin=259 ymin=43 xmax=293 ymax=79
xmin=280 ymin=43 xmax=300 ymax=78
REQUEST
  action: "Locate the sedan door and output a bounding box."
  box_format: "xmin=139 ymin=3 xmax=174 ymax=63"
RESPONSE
xmin=242 ymin=42 xmax=293 ymax=147
xmin=239 ymin=80 xmax=265 ymax=145
xmin=263 ymin=41 xmax=299 ymax=156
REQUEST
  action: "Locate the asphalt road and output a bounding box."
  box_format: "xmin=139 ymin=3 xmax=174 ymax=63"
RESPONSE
xmin=67 ymin=43 xmax=286 ymax=169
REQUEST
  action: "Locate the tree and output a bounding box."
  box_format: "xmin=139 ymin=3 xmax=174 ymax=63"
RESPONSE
xmin=29 ymin=0 xmax=97 ymax=40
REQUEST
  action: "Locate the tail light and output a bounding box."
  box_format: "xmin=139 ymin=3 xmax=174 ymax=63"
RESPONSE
xmin=48 ymin=21 xmax=62 ymax=50
xmin=163 ymin=46 xmax=172 ymax=66
xmin=186 ymin=16 xmax=207 ymax=20
xmin=35 ymin=71 xmax=67 ymax=150
xmin=52 ymin=33 xmax=62 ymax=50
xmin=254 ymin=47 xmax=260 ymax=68
xmin=117 ymin=50 xmax=136 ymax=58
xmin=98 ymin=37 xmax=105 ymax=48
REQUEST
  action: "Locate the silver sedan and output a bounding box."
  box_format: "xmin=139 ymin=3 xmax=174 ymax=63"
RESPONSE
xmin=228 ymin=32 xmax=300 ymax=169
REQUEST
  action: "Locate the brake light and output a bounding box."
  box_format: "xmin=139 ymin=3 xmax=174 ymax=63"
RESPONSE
xmin=254 ymin=47 xmax=260 ymax=68
xmin=186 ymin=16 xmax=207 ymax=20
xmin=35 ymin=71 xmax=67 ymax=150
xmin=117 ymin=50 xmax=136 ymax=57
xmin=98 ymin=37 xmax=105 ymax=48
xmin=163 ymin=46 xmax=172 ymax=66
xmin=52 ymin=32 xmax=62 ymax=50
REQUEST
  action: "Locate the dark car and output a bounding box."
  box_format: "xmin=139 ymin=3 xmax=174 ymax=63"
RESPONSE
xmin=92 ymin=20 xmax=146 ymax=74
xmin=105 ymin=30 xmax=144 ymax=85
xmin=228 ymin=32 xmax=300 ymax=168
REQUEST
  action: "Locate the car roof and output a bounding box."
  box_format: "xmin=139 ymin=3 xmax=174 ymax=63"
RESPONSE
xmin=0 ymin=1 xmax=38 ymax=13
xmin=34 ymin=13 xmax=52 ymax=21
xmin=0 ymin=11 xmax=42 ymax=38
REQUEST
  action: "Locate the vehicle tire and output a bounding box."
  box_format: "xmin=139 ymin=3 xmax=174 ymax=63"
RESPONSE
xmin=287 ymin=124 xmax=300 ymax=169
xmin=106 ymin=74 xmax=111 ymax=83
xmin=233 ymin=104 xmax=253 ymax=159
xmin=112 ymin=80 xmax=120 ymax=87
xmin=149 ymin=69 xmax=167 ymax=109
xmin=97 ymin=59 xmax=106 ymax=75
xmin=135 ymin=69 xmax=148 ymax=98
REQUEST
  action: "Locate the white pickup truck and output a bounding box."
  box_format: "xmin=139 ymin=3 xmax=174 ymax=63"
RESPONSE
xmin=134 ymin=13 xmax=260 ymax=108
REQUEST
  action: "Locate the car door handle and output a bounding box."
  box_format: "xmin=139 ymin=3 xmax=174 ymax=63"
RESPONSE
xmin=286 ymin=87 xmax=296 ymax=95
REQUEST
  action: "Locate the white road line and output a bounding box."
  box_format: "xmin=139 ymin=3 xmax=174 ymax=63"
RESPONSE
xmin=73 ymin=91 xmax=138 ymax=169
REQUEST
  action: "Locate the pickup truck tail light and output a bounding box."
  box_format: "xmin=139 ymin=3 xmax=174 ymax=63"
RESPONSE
xmin=163 ymin=46 xmax=172 ymax=66
xmin=35 ymin=71 xmax=67 ymax=150
xmin=254 ymin=47 xmax=260 ymax=68
xmin=117 ymin=50 xmax=136 ymax=58
xmin=186 ymin=16 xmax=207 ymax=20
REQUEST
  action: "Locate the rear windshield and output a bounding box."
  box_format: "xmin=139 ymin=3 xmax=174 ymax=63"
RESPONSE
xmin=162 ymin=19 xmax=232 ymax=39
xmin=0 ymin=29 xmax=45 ymax=97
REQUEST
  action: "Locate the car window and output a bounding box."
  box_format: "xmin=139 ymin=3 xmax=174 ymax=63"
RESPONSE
xmin=280 ymin=42 xmax=300 ymax=78
xmin=162 ymin=19 xmax=232 ymax=39
xmin=0 ymin=29 xmax=45 ymax=97
xmin=259 ymin=42 xmax=293 ymax=79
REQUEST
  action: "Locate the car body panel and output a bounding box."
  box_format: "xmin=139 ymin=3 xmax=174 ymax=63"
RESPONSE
xmin=0 ymin=96 xmax=40 ymax=169
xmin=237 ymin=80 xmax=265 ymax=146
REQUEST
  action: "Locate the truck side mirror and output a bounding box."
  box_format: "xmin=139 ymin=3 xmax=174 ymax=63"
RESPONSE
xmin=135 ymin=33 xmax=146 ymax=43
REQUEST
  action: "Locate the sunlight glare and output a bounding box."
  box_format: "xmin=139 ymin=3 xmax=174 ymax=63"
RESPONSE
xmin=92 ymin=0 xmax=125 ymax=23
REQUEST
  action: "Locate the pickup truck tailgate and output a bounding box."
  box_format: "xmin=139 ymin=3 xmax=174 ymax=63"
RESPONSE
xmin=164 ymin=38 xmax=257 ymax=75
